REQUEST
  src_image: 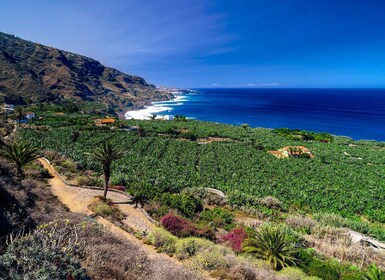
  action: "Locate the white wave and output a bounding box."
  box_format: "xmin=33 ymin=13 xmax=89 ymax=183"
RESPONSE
xmin=125 ymin=94 xmax=189 ymax=120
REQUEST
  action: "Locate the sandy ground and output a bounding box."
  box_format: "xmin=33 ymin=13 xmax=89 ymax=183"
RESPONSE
xmin=39 ymin=158 xmax=155 ymax=232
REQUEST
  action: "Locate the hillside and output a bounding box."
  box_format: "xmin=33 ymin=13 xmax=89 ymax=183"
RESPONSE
xmin=0 ymin=32 xmax=172 ymax=114
xmin=1 ymin=104 xmax=385 ymax=279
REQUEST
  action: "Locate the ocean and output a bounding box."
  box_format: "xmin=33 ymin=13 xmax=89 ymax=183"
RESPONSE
xmin=125 ymin=88 xmax=385 ymax=141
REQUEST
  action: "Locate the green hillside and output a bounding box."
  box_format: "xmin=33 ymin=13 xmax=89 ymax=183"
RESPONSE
xmin=17 ymin=112 xmax=385 ymax=223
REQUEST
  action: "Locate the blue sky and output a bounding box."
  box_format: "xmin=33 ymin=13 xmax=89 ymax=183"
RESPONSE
xmin=1 ymin=0 xmax=385 ymax=88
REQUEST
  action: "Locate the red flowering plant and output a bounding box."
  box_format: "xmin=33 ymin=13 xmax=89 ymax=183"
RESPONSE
xmin=160 ymin=213 xmax=195 ymax=237
xmin=221 ymin=227 xmax=248 ymax=252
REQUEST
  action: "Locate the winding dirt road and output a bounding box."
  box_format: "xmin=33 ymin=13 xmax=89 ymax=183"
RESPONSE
xmin=38 ymin=158 xmax=155 ymax=231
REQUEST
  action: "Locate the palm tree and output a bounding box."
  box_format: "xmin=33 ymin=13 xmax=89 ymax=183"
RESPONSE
xmin=243 ymin=226 xmax=298 ymax=270
xmin=86 ymin=142 xmax=124 ymax=198
xmin=241 ymin=123 xmax=249 ymax=130
xmin=14 ymin=106 xmax=24 ymax=124
xmin=1 ymin=141 xmax=40 ymax=182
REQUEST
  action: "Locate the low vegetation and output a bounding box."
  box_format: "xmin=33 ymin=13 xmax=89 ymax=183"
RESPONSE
xmin=2 ymin=105 xmax=385 ymax=279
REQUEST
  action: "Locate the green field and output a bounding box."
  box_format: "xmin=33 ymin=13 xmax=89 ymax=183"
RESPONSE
xmin=18 ymin=117 xmax=385 ymax=222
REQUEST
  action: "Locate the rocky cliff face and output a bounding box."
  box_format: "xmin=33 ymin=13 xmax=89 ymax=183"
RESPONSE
xmin=0 ymin=32 xmax=171 ymax=114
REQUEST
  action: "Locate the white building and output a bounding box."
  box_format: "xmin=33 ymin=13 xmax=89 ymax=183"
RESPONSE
xmin=163 ymin=115 xmax=174 ymax=121
xmin=3 ymin=104 xmax=15 ymax=113
xmin=25 ymin=112 xmax=36 ymax=119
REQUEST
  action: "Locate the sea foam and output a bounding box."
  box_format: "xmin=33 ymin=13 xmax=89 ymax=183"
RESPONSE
xmin=124 ymin=94 xmax=188 ymax=120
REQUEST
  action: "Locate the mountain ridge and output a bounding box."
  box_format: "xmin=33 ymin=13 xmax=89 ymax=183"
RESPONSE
xmin=0 ymin=32 xmax=172 ymax=115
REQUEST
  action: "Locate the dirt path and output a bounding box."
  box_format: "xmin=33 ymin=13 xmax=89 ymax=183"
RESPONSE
xmin=38 ymin=158 xmax=154 ymax=231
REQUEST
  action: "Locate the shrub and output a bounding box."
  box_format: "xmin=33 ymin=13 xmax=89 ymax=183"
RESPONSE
xmin=88 ymin=197 xmax=125 ymax=221
xmin=147 ymin=227 xmax=177 ymax=254
xmin=61 ymin=160 xmax=76 ymax=170
xmin=192 ymin=250 xmax=228 ymax=271
xmin=313 ymin=212 xmax=348 ymax=228
xmin=199 ymin=207 xmax=234 ymax=228
xmin=297 ymin=248 xmax=350 ymax=280
xmin=221 ymin=228 xmax=248 ymax=252
xmin=175 ymin=237 xmax=213 ymax=260
xmin=243 ymin=226 xmax=298 ymax=270
xmin=286 ymin=215 xmax=316 ymax=234
xmin=181 ymin=187 xmax=208 ymax=200
xmin=311 ymin=225 xmax=351 ymax=245
xmin=76 ymin=175 xmax=95 ymax=186
xmin=305 ymin=258 xmax=341 ymax=279
xmin=0 ymin=222 xmax=89 ymax=279
xmin=157 ymin=193 xmax=204 ymax=218
xmin=160 ymin=213 xmax=195 ymax=237
xmin=144 ymin=201 xmax=170 ymax=220
xmin=260 ymin=196 xmax=283 ymax=210
xmin=278 ymin=267 xmax=320 ymax=280
xmin=340 ymin=273 xmax=364 ymax=280
xmin=226 ymin=263 xmax=258 ymax=280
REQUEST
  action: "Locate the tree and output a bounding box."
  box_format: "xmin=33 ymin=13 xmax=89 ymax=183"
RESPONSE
xmin=14 ymin=106 xmax=24 ymax=124
xmin=243 ymin=226 xmax=298 ymax=270
xmin=1 ymin=141 xmax=40 ymax=182
xmin=137 ymin=125 xmax=145 ymax=137
xmin=86 ymin=142 xmax=124 ymax=198
xmin=241 ymin=123 xmax=249 ymax=130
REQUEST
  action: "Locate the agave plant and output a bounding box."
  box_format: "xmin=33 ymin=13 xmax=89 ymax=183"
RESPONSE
xmin=243 ymin=226 xmax=298 ymax=270
xmin=1 ymin=141 xmax=40 ymax=182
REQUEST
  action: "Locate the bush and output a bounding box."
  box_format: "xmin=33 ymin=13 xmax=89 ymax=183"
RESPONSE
xmin=0 ymin=222 xmax=89 ymax=279
xmin=76 ymin=175 xmax=96 ymax=186
xmin=313 ymin=212 xmax=348 ymax=228
xmin=192 ymin=250 xmax=228 ymax=271
xmin=221 ymin=228 xmax=248 ymax=252
xmin=175 ymin=237 xmax=213 ymax=260
xmin=278 ymin=267 xmax=320 ymax=280
xmin=181 ymin=187 xmax=208 ymax=200
xmin=286 ymin=215 xmax=317 ymax=234
xmin=226 ymin=263 xmax=258 ymax=280
xmin=311 ymin=225 xmax=351 ymax=245
xmin=144 ymin=201 xmax=170 ymax=220
xmin=199 ymin=207 xmax=234 ymax=228
xmin=156 ymin=193 xmax=204 ymax=218
xmin=160 ymin=213 xmax=195 ymax=237
xmin=297 ymin=248 xmax=353 ymax=280
xmin=260 ymin=196 xmax=283 ymax=210
xmin=88 ymin=197 xmax=125 ymax=221
xmin=147 ymin=227 xmax=177 ymax=254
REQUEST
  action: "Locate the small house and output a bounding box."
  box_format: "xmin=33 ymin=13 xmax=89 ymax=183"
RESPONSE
xmin=163 ymin=115 xmax=174 ymax=121
xmin=3 ymin=104 xmax=14 ymax=114
xmin=25 ymin=112 xmax=36 ymax=119
xmin=95 ymin=118 xmax=116 ymax=126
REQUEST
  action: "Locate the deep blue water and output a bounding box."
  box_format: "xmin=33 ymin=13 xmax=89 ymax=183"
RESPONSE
xmin=155 ymin=88 xmax=385 ymax=141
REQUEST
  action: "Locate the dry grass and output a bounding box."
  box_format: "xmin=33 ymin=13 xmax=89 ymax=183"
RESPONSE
xmin=1 ymin=158 xmax=203 ymax=280
xmin=305 ymin=234 xmax=385 ymax=268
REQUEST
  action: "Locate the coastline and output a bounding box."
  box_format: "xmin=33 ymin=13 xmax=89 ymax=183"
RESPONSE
xmin=123 ymin=88 xmax=385 ymax=142
xmin=124 ymin=89 xmax=192 ymax=120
